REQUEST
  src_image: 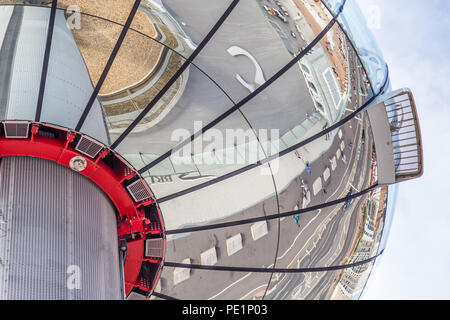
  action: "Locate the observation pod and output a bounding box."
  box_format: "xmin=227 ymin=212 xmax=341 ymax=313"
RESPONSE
xmin=0 ymin=0 xmax=422 ymax=300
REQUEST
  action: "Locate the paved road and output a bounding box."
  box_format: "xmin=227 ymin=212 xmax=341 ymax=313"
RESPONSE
xmin=264 ymin=115 xmax=371 ymax=300
xmin=152 ymin=3 xmax=377 ymax=300
xmin=262 ymin=44 xmax=374 ymax=300
xmin=117 ymin=0 xmax=315 ymax=160
xmin=157 ymin=109 xmax=373 ymax=299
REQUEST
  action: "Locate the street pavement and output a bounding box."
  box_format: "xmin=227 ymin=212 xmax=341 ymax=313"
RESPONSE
xmin=116 ymin=0 xmax=319 ymax=159
xmin=146 ymin=1 xmax=378 ymax=300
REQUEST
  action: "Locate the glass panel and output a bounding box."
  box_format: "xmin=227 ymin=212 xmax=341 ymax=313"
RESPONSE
xmin=109 ymin=64 xmax=229 ymax=156
xmin=40 ymin=11 xmax=123 ymax=143
xmin=57 ymin=0 xmax=137 ymax=25
xmin=377 ymin=184 xmax=397 ymax=254
xmin=134 ymin=0 xmax=234 ymax=58
xmin=337 ymin=0 xmax=387 ymax=92
xmin=268 ymin=108 xmax=379 ymax=213
xmin=257 ymin=107 xmax=385 ymax=299
xmin=265 ymin=270 xmax=344 ymax=299
xmin=191 ymin=0 xmax=335 ymax=103
xmin=77 ymin=25 xmax=184 ymax=143
xmin=264 ymin=187 xmax=384 ymax=300
xmin=164 ymin=210 xmax=279 ymax=269
xmin=1 ymin=6 xmax=49 ymax=121
xmin=265 ymin=247 xmax=379 ymax=299
xmin=157 ymin=161 xmax=281 ymax=298
xmin=156 ymin=267 xmax=272 ymax=300
xmin=66 ymin=13 xmax=124 ymax=89
xmin=321 ymin=0 xmax=346 ymax=16
xmin=335 ymin=259 xmax=376 ymax=299
xmin=142 ymin=113 xmax=269 ymax=198
xmin=239 ymin=23 xmax=374 ymax=156
xmin=156 ymin=160 xmax=277 ymax=228
xmin=0 ymin=0 xmax=48 ymax=5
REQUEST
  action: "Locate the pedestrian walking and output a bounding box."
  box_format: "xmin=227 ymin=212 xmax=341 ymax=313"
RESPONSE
xmin=306 ymin=162 xmax=311 ymax=175
xmin=293 ymin=214 xmax=300 ymax=227
xmin=301 ymin=179 xmax=307 ymax=191
xmin=300 ymin=179 xmax=308 ymax=200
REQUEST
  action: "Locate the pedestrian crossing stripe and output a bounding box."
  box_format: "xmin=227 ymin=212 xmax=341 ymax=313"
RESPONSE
xmin=323 ymin=167 xmax=331 ymax=182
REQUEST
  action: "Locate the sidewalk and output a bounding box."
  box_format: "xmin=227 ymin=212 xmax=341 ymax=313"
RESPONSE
xmin=158 ymin=115 xmax=339 ymax=232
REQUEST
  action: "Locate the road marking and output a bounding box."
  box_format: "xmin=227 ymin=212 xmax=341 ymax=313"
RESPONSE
xmin=226 ymin=233 xmax=243 ymax=256
xmin=330 ymin=156 xmax=337 ymax=171
xmin=312 ymin=177 xmax=323 ymax=196
xmin=173 ymin=258 xmax=191 ymax=285
xmin=336 ymin=148 xmax=341 ymax=160
xmin=212 ymin=121 xmax=363 ymax=300
xmin=251 ymin=221 xmax=268 ymax=240
xmin=323 ymin=167 xmax=330 ymax=182
xmin=348 ymin=182 xmax=360 ymax=193
xmin=328 ymin=119 xmax=361 ymax=200
xmin=239 ymin=284 xmax=268 ymax=300
xmin=277 ymin=210 xmax=321 ymax=261
xmin=201 ymin=247 xmax=218 ymax=266
xmin=340 ymin=140 xmax=345 ymax=152
xmin=208 ymin=272 xmax=253 ymax=300
xmin=338 ymin=129 xmax=343 ymax=139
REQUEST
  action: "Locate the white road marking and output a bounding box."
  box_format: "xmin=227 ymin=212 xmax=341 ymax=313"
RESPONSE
xmin=208 ymin=120 xmax=365 ymax=300
xmin=323 ymin=167 xmax=330 ymax=182
xmin=277 ymin=210 xmax=321 ymax=260
xmin=208 ymin=272 xmax=253 ymax=300
xmin=330 ymin=156 xmax=337 ymax=171
xmin=312 ymin=177 xmax=323 ymax=196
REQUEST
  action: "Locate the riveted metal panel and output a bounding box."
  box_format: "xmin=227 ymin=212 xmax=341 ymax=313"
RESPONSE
xmin=0 ymin=156 xmax=122 ymax=300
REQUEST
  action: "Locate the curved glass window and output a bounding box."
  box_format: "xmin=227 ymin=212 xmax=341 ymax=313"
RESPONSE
xmin=0 ymin=0 xmax=404 ymax=301
xmin=337 ymin=0 xmax=387 ymax=92
xmin=321 ymin=0 xmax=346 ymax=16
xmin=378 ymin=184 xmax=398 ymax=254
xmin=0 ymin=5 xmax=50 ymax=122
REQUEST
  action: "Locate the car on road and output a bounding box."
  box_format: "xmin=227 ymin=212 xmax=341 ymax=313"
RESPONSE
xmin=280 ymin=6 xmax=289 ymax=16
xmin=343 ymin=189 xmax=354 ymax=210
xmin=290 ymin=31 xmax=296 ymax=38
xmin=273 ymin=8 xmax=283 ymax=16
xmin=274 ymin=10 xmax=287 ymax=23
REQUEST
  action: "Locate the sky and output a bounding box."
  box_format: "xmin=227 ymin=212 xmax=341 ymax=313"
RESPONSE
xmin=355 ymin=0 xmax=450 ymax=299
